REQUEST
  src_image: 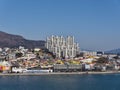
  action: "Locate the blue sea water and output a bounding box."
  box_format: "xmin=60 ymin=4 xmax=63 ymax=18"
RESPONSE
xmin=0 ymin=74 xmax=120 ymax=90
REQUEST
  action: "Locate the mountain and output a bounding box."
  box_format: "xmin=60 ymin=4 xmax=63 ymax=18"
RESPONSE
xmin=80 ymin=48 xmax=96 ymax=52
xmin=105 ymin=48 xmax=120 ymax=54
xmin=0 ymin=31 xmax=45 ymax=48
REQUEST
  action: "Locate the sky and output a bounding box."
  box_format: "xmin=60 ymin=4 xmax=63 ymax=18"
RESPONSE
xmin=0 ymin=0 xmax=120 ymax=51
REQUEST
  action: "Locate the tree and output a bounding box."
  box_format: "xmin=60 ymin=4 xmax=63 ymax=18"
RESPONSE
xmin=113 ymin=56 xmax=119 ymax=59
xmin=15 ymin=53 xmax=23 ymax=58
xmin=96 ymin=57 xmax=109 ymax=64
xmin=36 ymin=52 xmax=40 ymax=59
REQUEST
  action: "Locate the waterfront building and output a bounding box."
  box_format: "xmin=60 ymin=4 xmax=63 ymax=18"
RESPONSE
xmin=81 ymin=51 xmax=97 ymax=56
xmin=53 ymin=64 xmax=82 ymax=72
xmin=46 ymin=35 xmax=80 ymax=59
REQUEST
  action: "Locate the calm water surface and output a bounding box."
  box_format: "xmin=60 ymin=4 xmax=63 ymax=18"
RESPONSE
xmin=0 ymin=74 xmax=120 ymax=90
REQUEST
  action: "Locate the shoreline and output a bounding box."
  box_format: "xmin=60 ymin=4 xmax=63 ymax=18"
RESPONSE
xmin=0 ymin=71 xmax=120 ymax=76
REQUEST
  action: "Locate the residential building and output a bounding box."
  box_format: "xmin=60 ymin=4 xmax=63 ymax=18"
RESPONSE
xmin=81 ymin=51 xmax=97 ymax=56
xmin=46 ymin=35 xmax=80 ymax=59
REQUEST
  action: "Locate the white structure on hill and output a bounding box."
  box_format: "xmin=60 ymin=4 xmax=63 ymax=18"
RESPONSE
xmin=46 ymin=35 xmax=80 ymax=58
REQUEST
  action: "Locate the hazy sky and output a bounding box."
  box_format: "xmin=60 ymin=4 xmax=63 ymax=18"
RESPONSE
xmin=0 ymin=0 xmax=120 ymax=51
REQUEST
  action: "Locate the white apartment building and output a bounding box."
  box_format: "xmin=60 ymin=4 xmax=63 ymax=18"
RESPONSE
xmin=81 ymin=51 xmax=97 ymax=56
xmin=46 ymin=35 xmax=80 ymax=59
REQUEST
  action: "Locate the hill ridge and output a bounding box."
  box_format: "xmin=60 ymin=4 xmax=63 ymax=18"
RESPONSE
xmin=0 ymin=31 xmax=45 ymax=48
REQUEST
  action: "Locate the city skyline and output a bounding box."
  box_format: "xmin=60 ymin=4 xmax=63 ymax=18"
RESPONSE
xmin=0 ymin=0 xmax=120 ymax=51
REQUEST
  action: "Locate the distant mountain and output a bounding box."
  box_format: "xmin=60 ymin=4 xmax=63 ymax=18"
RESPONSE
xmin=105 ymin=48 xmax=120 ymax=54
xmin=81 ymin=48 xmax=96 ymax=52
xmin=0 ymin=31 xmax=45 ymax=48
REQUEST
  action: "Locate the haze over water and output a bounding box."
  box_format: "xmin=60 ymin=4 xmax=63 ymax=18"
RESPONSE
xmin=0 ymin=74 xmax=120 ymax=90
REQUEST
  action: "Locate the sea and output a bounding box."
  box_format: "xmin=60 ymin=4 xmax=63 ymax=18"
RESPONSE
xmin=0 ymin=74 xmax=120 ymax=90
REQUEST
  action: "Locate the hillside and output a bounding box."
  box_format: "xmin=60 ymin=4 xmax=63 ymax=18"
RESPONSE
xmin=105 ymin=48 xmax=120 ymax=54
xmin=0 ymin=31 xmax=45 ymax=48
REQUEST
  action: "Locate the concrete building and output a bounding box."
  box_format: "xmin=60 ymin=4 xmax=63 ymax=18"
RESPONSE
xmin=46 ymin=35 xmax=80 ymax=59
xmin=81 ymin=51 xmax=97 ymax=56
xmin=53 ymin=64 xmax=82 ymax=72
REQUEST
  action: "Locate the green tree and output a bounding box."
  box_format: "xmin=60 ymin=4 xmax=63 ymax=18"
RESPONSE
xmin=15 ymin=53 xmax=23 ymax=58
xmin=96 ymin=57 xmax=109 ymax=63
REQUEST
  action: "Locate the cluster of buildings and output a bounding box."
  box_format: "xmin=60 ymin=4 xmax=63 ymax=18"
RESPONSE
xmin=46 ymin=35 xmax=80 ymax=59
xmin=0 ymin=35 xmax=119 ymax=73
